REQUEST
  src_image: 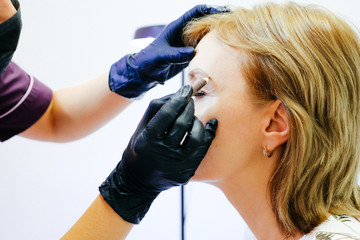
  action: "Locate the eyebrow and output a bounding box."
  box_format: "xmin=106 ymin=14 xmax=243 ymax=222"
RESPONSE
xmin=188 ymin=68 xmax=209 ymax=76
xmin=188 ymin=68 xmax=213 ymax=83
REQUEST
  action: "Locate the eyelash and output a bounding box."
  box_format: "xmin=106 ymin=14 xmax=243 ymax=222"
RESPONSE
xmin=194 ymin=90 xmax=207 ymax=97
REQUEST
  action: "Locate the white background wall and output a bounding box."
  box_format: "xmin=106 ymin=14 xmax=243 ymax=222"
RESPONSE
xmin=1 ymin=0 xmax=360 ymax=239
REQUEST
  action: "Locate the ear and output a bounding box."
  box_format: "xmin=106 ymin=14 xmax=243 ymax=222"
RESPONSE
xmin=261 ymin=100 xmax=290 ymax=152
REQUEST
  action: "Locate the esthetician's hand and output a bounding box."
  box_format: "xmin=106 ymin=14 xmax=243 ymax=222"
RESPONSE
xmin=99 ymin=85 xmax=218 ymax=223
xmin=108 ymin=4 xmax=230 ymax=98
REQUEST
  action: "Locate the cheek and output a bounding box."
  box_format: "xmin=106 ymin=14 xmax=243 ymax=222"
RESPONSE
xmin=192 ymin=96 xmax=224 ymax=181
xmin=193 ymin=96 xmax=242 ymax=181
xmin=194 ymin=97 xmax=217 ymax=124
xmin=192 ymin=96 xmax=260 ymax=182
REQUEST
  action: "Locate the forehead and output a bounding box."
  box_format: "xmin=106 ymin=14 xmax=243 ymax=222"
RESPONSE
xmin=188 ymin=32 xmax=249 ymax=94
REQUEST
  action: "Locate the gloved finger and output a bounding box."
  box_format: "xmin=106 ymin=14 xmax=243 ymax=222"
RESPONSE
xmin=159 ymin=5 xmax=230 ymax=47
xmin=146 ymin=85 xmax=193 ymax=137
xmin=203 ymin=5 xmax=232 ymax=14
xmin=172 ymin=4 xmax=230 ymax=32
xmin=164 ymin=99 xmax=195 ymax=147
xmin=171 ymin=118 xmax=214 ymax=184
xmin=140 ymin=94 xmax=174 ymax=126
xmin=202 ymin=118 xmax=218 ymax=144
xmin=142 ymin=46 xmax=194 ymax=68
xmin=181 ymin=117 xmax=205 ymax=155
xmin=194 ymin=118 xmax=218 ymax=156
xmin=157 ymin=46 xmax=195 ymax=64
xmin=184 ymin=118 xmax=218 ymax=160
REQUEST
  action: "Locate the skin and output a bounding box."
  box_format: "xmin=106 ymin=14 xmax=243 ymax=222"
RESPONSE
xmin=188 ymin=32 xmax=303 ymax=240
xmin=0 ymin=0 xmax=16 ymax=24
xmin=61 ymin=195 xmax=133 ymax=240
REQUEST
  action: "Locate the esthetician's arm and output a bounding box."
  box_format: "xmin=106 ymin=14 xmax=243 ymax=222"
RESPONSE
xmin=20 ymin=71 xmax=131 ymax=142
xmin=61 ymin=195 xmax=133 ymax=240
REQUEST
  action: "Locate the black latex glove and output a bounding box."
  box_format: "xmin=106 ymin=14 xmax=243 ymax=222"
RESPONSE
xmin=99 ymin=85 xmax=218 ymax=223
xmin=109 ymin=4 xmax=230 ymax=98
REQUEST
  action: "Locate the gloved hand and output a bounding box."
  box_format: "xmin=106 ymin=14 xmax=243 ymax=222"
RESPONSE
xmin=99 ymin=85 xmax=218 ymax=223
xmin=109 ymin=4 xmax=230 ymax=98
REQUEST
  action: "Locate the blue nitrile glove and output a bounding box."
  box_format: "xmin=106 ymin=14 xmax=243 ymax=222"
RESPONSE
xmin=109 ymin=4 xmax=230 ymax=98
xmin=99 ymin=85 xmax=218 ymax=223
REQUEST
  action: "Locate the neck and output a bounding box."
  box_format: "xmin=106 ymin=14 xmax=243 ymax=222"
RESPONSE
xmin=213 ymin=158 xmax=303 ymax=240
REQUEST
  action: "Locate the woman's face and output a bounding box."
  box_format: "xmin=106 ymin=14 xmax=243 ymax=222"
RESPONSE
xmin=188 ymin=32 xmax=267 ymax=182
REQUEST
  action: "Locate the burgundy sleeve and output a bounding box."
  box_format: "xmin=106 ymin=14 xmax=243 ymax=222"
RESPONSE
xmin=0 ymin=62 xmax=53 ymax=142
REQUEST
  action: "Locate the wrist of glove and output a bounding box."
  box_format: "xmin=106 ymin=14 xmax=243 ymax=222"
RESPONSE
xmin=109 ymin=54 xmax=159 ymax=99
xmin=99 ymin=158 xmax=159 ymax=224
xmin=99 ymin=85 xmax=218 ymax=223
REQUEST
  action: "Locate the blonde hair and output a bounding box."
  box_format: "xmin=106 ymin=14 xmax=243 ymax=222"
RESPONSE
xmin=184 ymin=2 xmax=360 ymax=234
